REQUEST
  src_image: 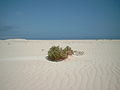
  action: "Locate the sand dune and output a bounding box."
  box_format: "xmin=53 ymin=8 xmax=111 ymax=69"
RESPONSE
xmin=0 ymin=40 xmax=120 ymax=90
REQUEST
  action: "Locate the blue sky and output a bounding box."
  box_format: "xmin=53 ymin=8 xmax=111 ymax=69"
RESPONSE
xmin=0 ymin=0 xmax=120 ymax=39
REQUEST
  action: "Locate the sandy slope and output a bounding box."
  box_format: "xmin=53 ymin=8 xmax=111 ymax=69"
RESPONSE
xmin=0 ymin=39 xmax=120 ymax=90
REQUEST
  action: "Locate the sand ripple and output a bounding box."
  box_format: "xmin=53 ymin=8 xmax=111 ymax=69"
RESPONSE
xmin=0 ymin=40 xmax=120 ymax=90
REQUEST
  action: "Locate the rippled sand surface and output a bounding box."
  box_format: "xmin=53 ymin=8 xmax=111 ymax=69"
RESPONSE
xmin=0 ymin=40 xmax=120 ymax=90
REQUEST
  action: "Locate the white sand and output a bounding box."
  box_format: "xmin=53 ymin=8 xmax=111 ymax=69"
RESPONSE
xmin=0 ymin=39 xmax=120 ymax=90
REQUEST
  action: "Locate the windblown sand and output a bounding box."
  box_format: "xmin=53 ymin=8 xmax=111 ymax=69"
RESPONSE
xmin=0 ymin=40 xmax=120 ymax=90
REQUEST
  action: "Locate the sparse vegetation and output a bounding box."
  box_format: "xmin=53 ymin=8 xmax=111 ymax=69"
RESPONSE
xmin=63 ymin=46 xmax=74 ymax=55
xmin=74 ymin=50 xmax=84 ymax=56
xmin=47 ymin=46 xmax=73 ymax=61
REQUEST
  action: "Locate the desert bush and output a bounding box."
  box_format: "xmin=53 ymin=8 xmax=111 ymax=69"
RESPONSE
xmin=63 ymin=46 xmax=74 ymax=55
xmin=47 ymin=46 xmax=73 ymax=61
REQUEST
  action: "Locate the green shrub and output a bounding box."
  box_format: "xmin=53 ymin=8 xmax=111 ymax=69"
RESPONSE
xmin=47 ymin=46 xmax=73 ymax=61
xmin=63 ymin=46 xmax=74 ymax=55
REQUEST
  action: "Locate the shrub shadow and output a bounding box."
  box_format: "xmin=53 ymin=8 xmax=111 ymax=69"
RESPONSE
xmin=45 ymin=56 xmax=64 ymax=62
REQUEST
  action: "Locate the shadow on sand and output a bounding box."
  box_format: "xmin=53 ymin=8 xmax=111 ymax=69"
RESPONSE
xmin=45 ymin=56 xmax=64 ymax=62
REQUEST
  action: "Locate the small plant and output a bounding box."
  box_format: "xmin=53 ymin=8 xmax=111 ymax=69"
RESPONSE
xmin=73 ymin=50 xmax=84 ymax=56
xmin=63 ymin=46 xmax=74 ymax=55
xmin=47 ymin=46 xmax=73 ymax=61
